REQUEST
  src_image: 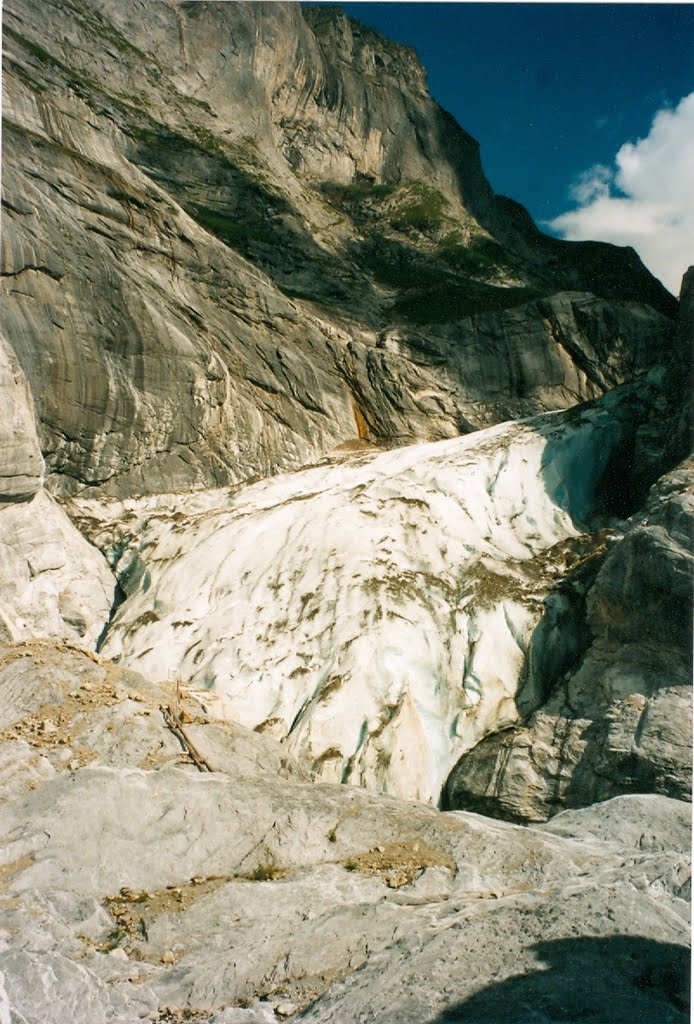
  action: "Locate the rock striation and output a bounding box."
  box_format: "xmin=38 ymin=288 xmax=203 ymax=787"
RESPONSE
xmin=2 ymin=0 xmax=676 ymax=498
xmin=0 ymin=333 xmax=44 ymax=502
xmin=0 ymin=335 xmax=117 ymax=647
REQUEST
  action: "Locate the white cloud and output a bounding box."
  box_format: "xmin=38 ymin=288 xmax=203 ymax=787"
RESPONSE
xmin=569 ymin=164 xmax=612 ymax=205
xmin=549 ymin=93 xmax=694 ymax=294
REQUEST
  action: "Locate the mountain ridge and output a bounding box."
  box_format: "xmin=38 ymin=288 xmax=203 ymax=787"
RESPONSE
xmin=1 ymin=0 xmax=680 ymax=500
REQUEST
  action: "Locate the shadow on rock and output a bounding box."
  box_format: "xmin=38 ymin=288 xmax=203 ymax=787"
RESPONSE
xmin=442 ymin=450 xmax=693 ymax=821
xmin=441 ymin=373 xmax=692 ymax=822
xmin=440 ymin=530 xmax=609 ymax=821
xmin=434 ymin=935 xmax=690 ymax=1023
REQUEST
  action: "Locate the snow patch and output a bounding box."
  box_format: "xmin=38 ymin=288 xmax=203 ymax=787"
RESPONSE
xmin=84 ymin=404 xmax=624 ymax=803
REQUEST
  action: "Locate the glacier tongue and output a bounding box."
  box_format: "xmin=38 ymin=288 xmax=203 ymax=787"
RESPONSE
xmin=78 ymin=399 xmax=630 ymax=804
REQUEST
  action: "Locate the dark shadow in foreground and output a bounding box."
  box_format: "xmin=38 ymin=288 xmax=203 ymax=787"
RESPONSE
xmin=434 ymin=935 xmax=690 ymax=1023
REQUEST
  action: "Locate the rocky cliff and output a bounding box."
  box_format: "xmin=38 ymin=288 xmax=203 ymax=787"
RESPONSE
xmin=0 ymin=2 xmax=691 ymax=1022
xmin=2 ymin=0 xmax=676 ymax=500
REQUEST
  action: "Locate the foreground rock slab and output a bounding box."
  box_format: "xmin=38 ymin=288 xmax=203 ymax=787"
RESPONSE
xmin=0 ymin=643 xmax=690 ymax=1024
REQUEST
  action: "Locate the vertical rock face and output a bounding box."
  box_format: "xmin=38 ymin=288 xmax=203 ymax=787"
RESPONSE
xmin=0 ymin=335 xmax=116 ymax=646
xmin=0 ymin=334 xmax=43 ymax=502
xmin=444 ymin=460 xmax=694 ymax=820
xmin=2 ymin=0 xmax=676 ymax=498
xmin=444 ymin=273 xmax=694 ymax=821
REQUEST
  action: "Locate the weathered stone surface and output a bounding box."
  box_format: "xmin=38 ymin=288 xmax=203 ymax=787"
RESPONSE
xmin=0 ymin=325 xmax=117 ymax=646
xmin=0 ymin=641 xmax=312 ymax=785
xmin=0 ymin=488 xmax=116 ymax=647
xmin=0 ymin=643 xmax=689 ymax=1023
xmin=1 ymin=109 xmax=357 ymax=498
xmin=0 ymin=332 xmax=43 ymax=502
xmin=444 ymin=459 xmax=693 ymax=822
xmin=1 ymin=0 xmax=676 ymax=498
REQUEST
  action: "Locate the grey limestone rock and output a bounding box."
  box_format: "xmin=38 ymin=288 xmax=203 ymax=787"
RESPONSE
xmin=0 ymin=642 xmax=689 ymax=1024
xmin=0 ymin=489 xmax=117 ymax=646
xmin=1 ymin=0 xmax=677 ymax=498
xmin=444 ymin=458 xmax=693 ymax=822
xmin=0 ymin=326 xmax=117 ymax=646
xmin=0 ymin=333 xmax=43 ymax=503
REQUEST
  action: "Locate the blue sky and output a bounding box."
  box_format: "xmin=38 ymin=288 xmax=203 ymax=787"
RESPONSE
xmin=313 ymin=3 xmax=694 ymax=291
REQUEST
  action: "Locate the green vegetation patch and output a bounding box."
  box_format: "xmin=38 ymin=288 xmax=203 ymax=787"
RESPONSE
xmin=127 ymin=123 xmax=209 ymax=159
xmin=4 ymin=56 xmax=48 ymax=93
xmin=393 ymin=280 xmax=543 ymax=325
xmin=318 ymin=180 xmax=396 ymax=212
xmin=437 ymin=233 xmax=510 ymax=276
xmin=179 ymin=0 xmax=205 ymax=15
xmin=356 ymin=240 xmax=441 ymax=290
xmin=187 ymin=203 xmax=276 ymax=248
xmin=247 ymin=856 xmax=289 ymax=882
xmin=388 ymin=183 xmax=449 ymax=233
xmin=70 ymin=0 xmax=151 ymax=61
xmin=303 ymin=6 xmax=342 ymax=39
xmin=125 ymin=125 xmax=291 ymax=257
xmin=126 ymin=124 xmax=282 ymax=203
xmin=317 ymin=179 xmax=399 ymax=236
xmin=3 ymin=26 xmax=101 ymax=92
